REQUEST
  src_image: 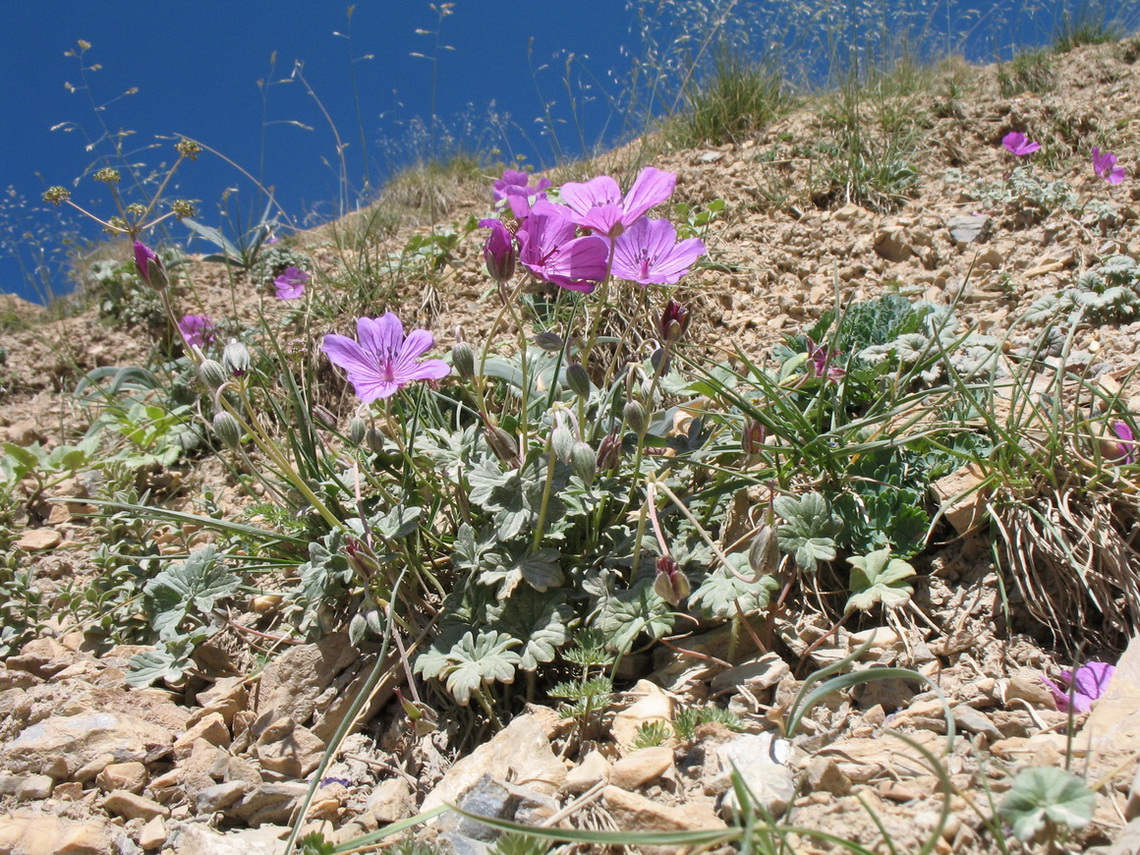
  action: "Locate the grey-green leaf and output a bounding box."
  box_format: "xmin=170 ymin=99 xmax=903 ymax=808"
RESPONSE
xmin=1000 ymin=767 xmax=1095 ymax=842
xmin=845 ymin=548 xmax=916 ymax=613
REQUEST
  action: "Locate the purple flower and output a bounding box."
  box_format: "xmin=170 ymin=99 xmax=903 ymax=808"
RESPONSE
xmin=517 ymin=199 xmax=610 ymax=293
xmin=478 ymin=219 xmax=517 ymax=283
xmin=1109 ymin=420 xmax=1135 ymax=464
xmin=177 ymin=314 xmax=216 ymax=348
xmin=560 ymin=167 xmax=677 ymax=237
xmin=273 ymin=266 xmax=309 ymax=300
xmin=1002 ymin=131 xmax=1041 ymax=157
xmin=611 ymin=218 xmax=705 ymax=285
xmin=133 ymin=241 xmax=168 ymax=290
xmin=321 ymin=313 xmax=450 ymax=402
xmin=806 ymin=337 xmax=845 ymax=382
xmin=1041 ymin=661 xmax=1115 ymax=713
xmin=493 ymin=169 xmax=552 ymax=219
xmin=1092 ymin=147 xmax=1127 ymax=184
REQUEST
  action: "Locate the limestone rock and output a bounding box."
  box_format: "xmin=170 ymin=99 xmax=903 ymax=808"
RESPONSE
xmin=2 ymin=712 xmax=172 ymax=778
xmin=874 ymin=224 xmax=914 ymax=263
xmin=423 ymin=713 xmax=566 ymax=813
xmin=196 ymin=780 xmax=252 ymax=815
xmin=137 ymin=817 xmax=167 ymax=851
xmin=173 ymin=712 xmax=231 ymax=758
xmin=231 ymin=782 xmax=309 ymax=826
xmin=564 ymin=749 xmax=610 ymax=793
xmin=6 ymin=420 xmax=45 ymax=446
xmin=947 ymin=214 xmax=991 ymax=246
xmin=602 ymin=785 xmax=727 ymax=833
xmin=805 ymin=756 xmax=852 ymax=796
xmin=103 ymin=789 xmax=170 ymax=822
xmin=710 ymin=652 xmax=790 ymax=697
xmin=14 ymin=529 xmax=61 ymax=552
xmin=0 ymin=811 xmax=111 ymax=855
xmin=609 ymin=746 xmax=674 ymax=790
xmin=254 ymin=717 xmax=325 ymax=778
xmin=95 ymin=761 xmax=148 ymax=794
xmin=1005 ymin=672 xmax=1058 ymax=709
xmin=438 ymin=775 xmax=558 ymax=841
xmin=190 ymin=677 xmax=249 ymax=728
xmin=707 ymin=732 xmax=795 ymax=817
xmin=14 ymin=774 xmax=52 ymax=800
xmin=367 ymin=778 xmax=414 ymax=824
xmin=930 ymin=462 xmax=989 ymax=536
xmin=165 ymin=821 xmax=289 ymax=855
xmin=610 ymin=680 xmax=674 ymax=751
xmin=7 ymin=637 xmax=72 ymax=678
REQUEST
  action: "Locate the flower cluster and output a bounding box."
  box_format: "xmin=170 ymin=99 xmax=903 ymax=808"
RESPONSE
xmin=480 ymin=167 xmax=706 ymax=293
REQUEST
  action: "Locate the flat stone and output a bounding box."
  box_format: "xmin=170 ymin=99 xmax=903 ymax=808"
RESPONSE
xmin=930 ymin=462 xmax=989 ymax=536
xmin=190 ymin=677 xmax=249 ymax=728
xmin=0 ymin=811 xmax=111 ymax=855
xmin=947 ymin=214 xmax=991 ymax=246
xmin=231 ymin=782 xmax=309 ymax=827
xmin=14 ymin=528 xmax=62 ymax=551
xmin=8 ymin=637 xmax=72 ymax=678
xmin=165 ymin=821 xmax=289 ymax=855
xmin=952 ymin=705 xmax=1003 ymax=741
xmin=423 ymin=714 xmax=566 ymax=813
xmin=709 ymin=733 xmax=795 ymax=816
xmin=1005 ymin=673 xmax=1058 ymax=709
xmin=710 ymin=652 xmax=790 ymax=696
xmin=610 ymin=681 xmax=674 ymax=751
xmin=137 ymin=816 xmax=167 ymax=851
xmin=2 ymin=712 xmax=172 ymax=778
xmin=173 ymin=712 xmax=230 ymax=758
xmin=366 ymin=778 xmax=414 ymax=824
xmin=6 ymin=419 xmax=45 ymax=446
xmin=564 ymin=749 xmax=610 ymax=793
xmin=805 ymin=756 xmax=851 ymax=796
xmin=95 ymin=761 xmax=148 ymax=793
xmin=15 ymin=773 xmax=53 ymax=800
xmin=602 ymin=785 xmax=727 ymax=833
xmin=103 ymin=789 xmax=170 ymax=822
xmin=197 ymin=780 xmax=252 ymax=815
xmin=255 ymin=717 xmax=325 ymax=778
xmin=608 ymin=746 xmax=674 ymax=790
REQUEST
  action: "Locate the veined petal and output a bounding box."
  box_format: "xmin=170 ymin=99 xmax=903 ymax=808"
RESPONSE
xmin=561 ymin=175 xmax=621 ymax=215
xmin=395 ymin=328 xmax=436 ymax=367
xmin=621 ymin=167 xmax=676 ymax=223
xmin=322 ymin=334 xmax=379 ymax=377
xmin=358 ymin=313 xmax=403 ymax=360
xmin=404 ymin=358 xmax=452 ymax=383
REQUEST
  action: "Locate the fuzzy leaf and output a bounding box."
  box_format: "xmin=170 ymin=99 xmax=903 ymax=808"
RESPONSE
xmin=775 ymin=492 xmax=842 ymax=572
xmin=845 ymin=548 xmax=916 ymax=613
xmin=142 ymin=546 xmax=238 ymax=640
xmin=373 ymin=505 xmax=422 ymax=540
xmin=478 ymin=547 xmax=565 ymax=599
xmin=1000 ymin=767 xmax=1095 ymax=842
xmin=690 ymin=555 xmax=778 ymax=619
xmin=593 ymin=579 xmax=674 ymax=654
xmin=487 ymin=588 xmax=572 ymax=671
xmin=440 ymin=630 xmax=522 ymax=705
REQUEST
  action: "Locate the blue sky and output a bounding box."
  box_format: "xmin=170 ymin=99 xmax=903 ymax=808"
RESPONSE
xmin=0 ymin=2 xmax=636 ymax=301
xmin=0 ymin=1 xmax=1129 ymax=302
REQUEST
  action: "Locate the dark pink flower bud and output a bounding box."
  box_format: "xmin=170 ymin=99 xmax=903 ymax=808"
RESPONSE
xmin=133 ymin=241 xmax=168 ymax=290
xmin=479 ymin=219 xmax=516 ymax=284
xmin=658 ymin=298 xmax=691 ymax=343
xmin=653 ymin=555 xmax=690 ymax=606
xmin=742 ymin=418 xmax=766 ymax=455
xmin=596 ymin=431 xmax=622 ymax=472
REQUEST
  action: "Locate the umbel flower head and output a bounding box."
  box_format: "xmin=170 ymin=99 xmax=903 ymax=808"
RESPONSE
xmin=1092 ymin=147 xmax=1127 ymax=184
xmin=322 ymin=313 xmax=450 ymax=402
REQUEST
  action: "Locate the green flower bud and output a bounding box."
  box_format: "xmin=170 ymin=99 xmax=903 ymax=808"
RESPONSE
xmin=533 ymin=331 xmax=564 ymax=352
xmin=349 ymin=417 xmax=367 ymax=445
xmin=452 ymin=340 xmax=476 ymax=379
xmin=198 ymin=359 xmax=227 ymax=389
xmin=365 ymin=428 xmax=385 ymax=455
xmin=654 ymin=555 xmax=690 ymax=606
xmin=570 ymin=441 xmax=597 ymax=486
xmin=748 ymin=523 xmax=780 ymax=577
xmin=212 ymin=411 xmax=243 ymax=449
xmin=222 ymin=340 xmax=251 ymax=377
xmin=565 ymin=362 xmax=591 ymax=399
xmin=485 ymin=425 xmax=519 ymax=465
xmin=551 ymin=425 xmax=575 ymax=462
xmin=624 ymin=400 xmax=649 ymax=436
xmin=312 ymin=404 xmax=337 ymax=430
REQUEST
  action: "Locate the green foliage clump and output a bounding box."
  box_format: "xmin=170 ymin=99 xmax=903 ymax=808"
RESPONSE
xmin=1028 ymin=255 xmax=1140 ymax=324
xmin=249 ymin=244 xmax=314 ymax=290
xmin=997 ymin=49 xmax=1054 ymax=96
xmin=667 ymin=46 xmax=792 ymax=147
xmin=85 ymin=254 xmax=172 ymax=334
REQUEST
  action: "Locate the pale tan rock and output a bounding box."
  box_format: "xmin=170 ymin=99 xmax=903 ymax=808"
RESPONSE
xmin=805 ymin=756 xmax=851 ymax=796
xmin=165 ymin=820 xmax=290 ymax=855
xmin=930 ymin=462 xmax=989 ymax=535
xmin=1004 ymin=672 xmax=1058 ymax=709
xmin=564 ymin=749 xmax=610 ymax=793
xmin=602 ymin=785 xmax=727 ymax=832
xmin=710 ymin=652 xmax=790 ymax=696
xmin=422 ymin=713 xmax=567 ymax=813
xmin=610 ymin=680 xmax=674 ymax=751
xmin=15 ymin=528 xmax=62 ymax=551
xmin=367 ymin=778 xmax=414 ymax=824
xmin=2 ymin=712 xmax=172 ymax=778
xmin=103 ymin=789 xmax=170 ymax=822
xmin=137 ymin=816 xmax=167 ymax=850
xmin=8 ymin=638 xmax=71 ymax=679
xmin=191 ymin=677 xmax=249 ymax=728
xmin=608 ymin=746 xmax=674 ymax=790
xmin=6 ymin=419 xmax=45 ymax=446
xmin=0 ymin=811 xmax=111 ymax=855
xmin=173 ymin=712 xmax=230 ymax=758
xmin=254 ymin=717 xmax=325 ymax=778
xmin=15 ymin=773 xmax=53 ymax=800
xmin=95 ymin=761 xmax=148 ymax=793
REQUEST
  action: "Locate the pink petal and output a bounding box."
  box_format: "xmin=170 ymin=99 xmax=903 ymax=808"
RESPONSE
xmin=561 ymin=175 xmax=621 ymax=214
xmin=622 ymin=167 xmax=676 ymax=223
xmin=358 ymin=314 xmax=403 ymax=359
